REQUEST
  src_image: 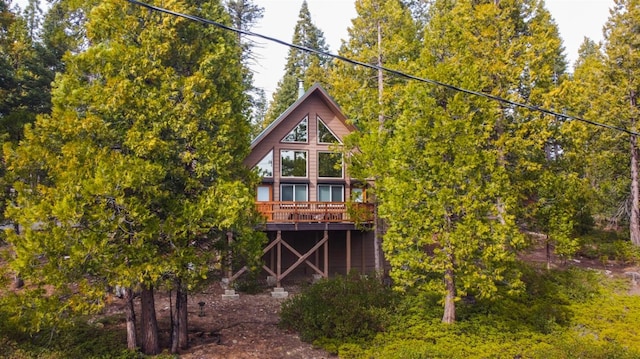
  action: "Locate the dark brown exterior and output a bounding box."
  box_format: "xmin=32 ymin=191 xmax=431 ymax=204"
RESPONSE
xmin=242 ymin=84 xmax=376 ymax=284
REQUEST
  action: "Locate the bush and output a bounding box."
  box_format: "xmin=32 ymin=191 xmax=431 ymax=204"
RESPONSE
xmin=577 ymin=230 xmax=639 ymax=263
xmin=279 ymin=272 xmax=397 ymax=344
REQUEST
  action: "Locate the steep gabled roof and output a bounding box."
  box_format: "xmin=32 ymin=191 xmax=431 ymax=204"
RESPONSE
xmin=251 ymin=83 xmax=355 ymax=150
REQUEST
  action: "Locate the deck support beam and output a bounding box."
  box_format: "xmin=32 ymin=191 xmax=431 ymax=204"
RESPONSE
xmin=346 ymin=230 xmax=351 ymax=274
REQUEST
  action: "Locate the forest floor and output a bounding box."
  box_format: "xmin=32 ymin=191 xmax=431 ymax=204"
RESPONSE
xmin=110 ymin=240 xmax=640 ymax=358
xmin=4 ymin=238 xmax=640 ymax=358
xmin=127 ymin=283 xmax=332 ymax=359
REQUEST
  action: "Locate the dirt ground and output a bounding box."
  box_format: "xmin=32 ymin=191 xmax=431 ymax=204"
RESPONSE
xmin=115 ymin=283 xmax=332 ymax=359
xmin=134 ymin=245 xmax=640 ymax=359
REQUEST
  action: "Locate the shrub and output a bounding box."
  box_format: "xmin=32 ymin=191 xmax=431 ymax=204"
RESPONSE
xmin=279 ymin=272 xmax=397 ymax=344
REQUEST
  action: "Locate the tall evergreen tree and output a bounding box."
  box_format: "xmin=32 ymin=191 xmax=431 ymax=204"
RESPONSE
xmin=375 ymin=0 xmax=570 ymax=323
xmin=330 ymin=0 xmax=419 ymax=274
xmin=601 ymin=0 xmax=640 ymax=244
xmin=263 ymin=0 xmax=330 ymax=125
xmin=561 ymin=39 xmax=625 ymax=231
xmin=225 ymin=0 xmax=266 ymax=136
xmin=1 ymin=0 xmax=58 ymax=240
xmin=3 ymin=0 xmax=263 ymax=354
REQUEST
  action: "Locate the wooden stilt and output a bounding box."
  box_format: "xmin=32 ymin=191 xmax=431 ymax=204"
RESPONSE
xmin=269 ymin=232 xmax=275 ymax=273
xmin=226 ymin=231 xmax=233 ymax=282
xmin=361 ymin=231 xmax=366 ymax=273
xmin=314 ymin=232 xmax=319 ymax=274
xmin=276 ymin=230 xmax=282 ymax=287
xmin=346 ymin=230 xmax=352 ymax=274
xmin=324 ymin=230 xmax=329 ymax=278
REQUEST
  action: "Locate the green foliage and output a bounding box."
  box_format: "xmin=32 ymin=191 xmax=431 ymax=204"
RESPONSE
xmin=0 ymin=308 xmax=143 ymax=359
xmin=578 ymin=230 xmax=640 ymax=264
xmin=320 ymin=265 xmax=640 ymax=359
xmin=279 ymin=272 xmax=397 ymax=345
xmin=3 ymin=0 xmax=263 ymax=339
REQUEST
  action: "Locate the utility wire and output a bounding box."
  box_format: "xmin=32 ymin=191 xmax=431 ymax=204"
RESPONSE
xmin=127 ymin=0 xmax=638 ymax=137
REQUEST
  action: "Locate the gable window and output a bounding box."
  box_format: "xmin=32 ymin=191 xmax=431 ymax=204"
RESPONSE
xmin=318 ymin=152 xmax=342 ymax=178
xmin=318 ymin=184 xmax=343 ymax=202
xmin=281 ymin=116 xmax=308 ymax=143
xmin=281 ymin=150 xmax=307 ymax=177
xmin=281 ymin=184 xmax=308 ymax=202
xmin=254 ymin=150 xmax=273 ymax=177
xmin=317 ymin=116 xmax=340 ymax=144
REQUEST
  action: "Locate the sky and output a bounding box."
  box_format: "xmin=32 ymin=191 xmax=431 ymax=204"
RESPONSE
xmin=251 ymin=0 xmax=615 ymax=100
xmin=11 ymin=0 xmax=615 ymax=100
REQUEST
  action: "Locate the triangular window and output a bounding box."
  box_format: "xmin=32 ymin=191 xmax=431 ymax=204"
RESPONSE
xmin=254 ymin=150 xmax=273 ymax=177
xmin=281 ymin=116 xmax=308 ymax=143
xmin=317 ymin=116 xmax=340 ymax=144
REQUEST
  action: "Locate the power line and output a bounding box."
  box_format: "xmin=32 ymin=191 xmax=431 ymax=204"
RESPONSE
xmin=127 ymin=0 xmax=638 ymax=137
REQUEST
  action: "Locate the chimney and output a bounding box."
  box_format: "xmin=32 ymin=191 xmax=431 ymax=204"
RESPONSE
xmin=298 ymin=79 xmax=305 ymax=98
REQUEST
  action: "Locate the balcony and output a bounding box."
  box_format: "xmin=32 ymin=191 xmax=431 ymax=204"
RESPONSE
xmin=256 ymin=201 xmax=374 ymax=224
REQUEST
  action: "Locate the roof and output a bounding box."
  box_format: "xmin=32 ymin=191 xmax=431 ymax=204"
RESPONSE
xmin=250 ymin=83 xmax=356 ymax=150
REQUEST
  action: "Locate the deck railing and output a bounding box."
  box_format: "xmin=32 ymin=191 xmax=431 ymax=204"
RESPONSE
xmin=256 ymin=201 xmax=374 ymax=223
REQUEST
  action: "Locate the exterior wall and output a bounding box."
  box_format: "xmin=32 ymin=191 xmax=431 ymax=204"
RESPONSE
xmin=244 ymin=94 xmax=357 ymax=202
xmin=245 ymin=85 xmax=379 ymax=284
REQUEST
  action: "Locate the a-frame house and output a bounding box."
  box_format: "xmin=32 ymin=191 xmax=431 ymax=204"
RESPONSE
xmin=236 ymin=84 xmax=376 ymax=291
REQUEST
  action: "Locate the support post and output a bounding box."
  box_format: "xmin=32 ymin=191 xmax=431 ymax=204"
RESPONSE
xmin=276 ymin=230 xmax=282 ymax=287
xmin=346 ymin=230 xmax=352 ymax=274
xmin=324 ymin=230 xmax=329 ymax=278
xmin=226 ymin=231 xmax=233 ymax=281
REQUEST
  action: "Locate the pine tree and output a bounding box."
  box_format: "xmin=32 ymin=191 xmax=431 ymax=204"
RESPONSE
xmin=377 ymin=0 xmax=570 ymax=323
xmin=601 ymin=0 xmax=640 ymax=245
xmin=225 ymin=0 xmax=266 ymax=137
xmin=1 ymin=0 xmax=58 ymax=243
xmin=3 ymin=0 xmax=263 ymax=353
xmin=263 ymin=0 xmax=330 ymax=125
xmin=561 ymin=39 xmax=624 ymax=231
xmin=329 ymin=0 xmax=419 ymax=275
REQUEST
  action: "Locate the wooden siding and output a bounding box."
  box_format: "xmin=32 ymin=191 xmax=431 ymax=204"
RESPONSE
xmin=245 ymin=91 xmax=358 ymax=203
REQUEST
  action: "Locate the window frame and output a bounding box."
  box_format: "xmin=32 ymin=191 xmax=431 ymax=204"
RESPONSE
xmin=317 ymin=116 xmax=341 ymax=144
xmin=280 ymin=183 xmax=309 ymax=202
xmin=280 ymin=149 xmax=308 ymax=178
xmin=317 ymin=184 xmax=344 ymax=202
xmin=281 ymin=116 xmax=309 ymax=143
xmin=317 ymin=151 xmax=343 ymax=179
xmin=254 ymin=149 xmax=273 ymax=178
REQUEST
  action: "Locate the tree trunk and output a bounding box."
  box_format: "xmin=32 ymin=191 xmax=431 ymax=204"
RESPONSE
xmin=442 ymin=266 xmax=456 ymax=324
xmin=12 ymin=223 xmax=23 ymax=289
xmin=140 ymin=285 xmax=160 ymax=355
xmin=171 ymin=282 xmax=189 ymax=352
xmin=177 ymin=286 xmax=188 ymax=350
xmin=546 ymin=235 xmax=551 ymax=270
xmin=170 ymin=289 xmax=178 ymax=354
xmin=630 ymin=134 xmax=640 ymax=246
xmin=124 ymin=287 xmax=137 ymax=351
xmin=372 ymin=17 xmax=384 ymax=279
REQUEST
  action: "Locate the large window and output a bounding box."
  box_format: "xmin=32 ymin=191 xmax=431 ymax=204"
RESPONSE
xmin=318 ymin=152 xmax=342 ymax=178
xmin=281 ymin=116 xmax=308 ymax=143
xmin=281 ymin=184 xmax=308 ymax=202
xmin=281 ymin=150 xmax=307 ymax=177
xmin=254 ymin=150 xmax=273 ymax=177
xmin=318 ymin=184 xmax=343 ymax=202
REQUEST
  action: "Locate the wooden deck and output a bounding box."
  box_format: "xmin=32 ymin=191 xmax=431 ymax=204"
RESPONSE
xmin=256 ymin=201 xmax=374 ymax=223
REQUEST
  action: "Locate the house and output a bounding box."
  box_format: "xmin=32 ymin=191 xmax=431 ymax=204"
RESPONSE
xmin=231 ymin=84 xmax=378 ymax=291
